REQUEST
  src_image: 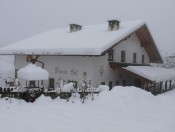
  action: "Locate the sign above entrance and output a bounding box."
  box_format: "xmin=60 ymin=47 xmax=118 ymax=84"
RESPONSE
xmin=55 ymin=67 xmax=78 ymax=76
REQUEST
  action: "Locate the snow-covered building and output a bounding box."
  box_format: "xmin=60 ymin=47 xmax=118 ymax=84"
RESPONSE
xmin=0 ymin=20 xmax=174 ymax=93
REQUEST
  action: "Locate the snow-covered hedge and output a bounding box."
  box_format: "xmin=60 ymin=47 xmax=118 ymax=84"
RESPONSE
xmin=61 ymin=82 xmax=74 ymax=92
xmin=98 ymin=85 xmax=109 ymax=92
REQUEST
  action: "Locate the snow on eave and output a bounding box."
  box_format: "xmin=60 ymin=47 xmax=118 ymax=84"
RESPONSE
xmin=17 ymin=63 xmax=49 ymax=80
xmin=124 ymin=66 xmax=175 ymax=82
xmin=0 ymin=20 xmax=146 ymax=56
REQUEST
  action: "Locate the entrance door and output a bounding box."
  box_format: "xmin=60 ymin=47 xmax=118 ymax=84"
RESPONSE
xmin=134 ymin=79 xmax=142 ymax=88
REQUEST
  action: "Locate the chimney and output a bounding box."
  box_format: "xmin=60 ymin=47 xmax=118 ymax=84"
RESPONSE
xmin=108 ymin=20 xmax=120 ymax=31
xmin=69 ymin=24 xmax=82 ymax=32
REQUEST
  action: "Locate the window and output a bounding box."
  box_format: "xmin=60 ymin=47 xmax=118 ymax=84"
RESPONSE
xmin=116 ymin=80 xmax=119 ymax=85
xmin=15 ymin=69 xmax=18 ymax=79
xmin=109 ymin=81 xmax=113 ymax=90
xmin=108 ymin=49 xmax=114 ymax=61
xmin=122 ymin=80 xmax=126 ymax=86
xmin=49 ymin=78 xmax=55 ymax=89
xmin=121 ymin=50 xmax=125 ymax=62
xmin=142 ymin=55 xmax=145 ymax=64
xmin=29 ymin=81 xmax=35 ymax=87
xmin=101 ymin=82 xmax=105 ymax=85
xmin=133 ymin=53 xmax=137 ymax=63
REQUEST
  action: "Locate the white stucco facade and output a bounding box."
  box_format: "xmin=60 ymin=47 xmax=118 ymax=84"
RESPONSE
xmin=113 ymin=33 xmax=149 ymax=64
xmin=15 ymin=33 xmax=150 ymax=89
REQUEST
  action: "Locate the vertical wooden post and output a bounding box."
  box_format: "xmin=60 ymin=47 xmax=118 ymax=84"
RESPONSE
xmin=165 ymin=81 xmax=167 ymax=91
xmin=143 ymin=82 xmax=146 ymax=90
xmin=38 ymin=80 xmax=39 ymax=87
xmin=157 ymin=83 xmax=159 ymax=94
xmin=146 ymin=82 xmax=149 ymax=91
xmin=146 ymin=82 xmax=150 ymax=92
xmin=160 ymin=82 xmax=162 ymax=93
xmin=26 ymin=81 xmax=27 ymax=87
xmin=157 ymin=83 xmax=159 ymax=93
xmin=153 ymin=83 xmax=156 ymax=95
xmin=170 ymin=80 xmax=172 ymax=90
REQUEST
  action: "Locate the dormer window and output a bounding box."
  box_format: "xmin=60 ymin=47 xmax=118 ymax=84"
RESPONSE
xmin=108 ymin=49 xmax=114 ymax=61
xmin=108 ymin=20 xmax=120 ymax=31
xmin=69 ymin=24 xmax=82 ymax=32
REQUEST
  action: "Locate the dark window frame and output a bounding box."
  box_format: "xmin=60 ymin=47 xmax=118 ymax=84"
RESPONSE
xmin=121 ymin=50 xmax=126 ymax=62
xmin=29 ymin=81 xmax=36 ymax=87
xmin=116 ymin=80 xmax=119 ymax=85
xmin=142 ymin=55 xmax=145 ymax=64
xmin=101 ymin=82 xmax=105 ymax=85
xmin=49 ymin=78 xmax=55 ymax=89
xmin=108 ymin=49 xmax=114 ymax=61
xmin=133 ymin=52 xmax=137 ymax=63
xmin=15 ymin=69 xmax=18 ymax=79
xmin=122 ymin=80 xmax=126 ymax=87
xmin=109 ymin=81 xmax=113 ymax=90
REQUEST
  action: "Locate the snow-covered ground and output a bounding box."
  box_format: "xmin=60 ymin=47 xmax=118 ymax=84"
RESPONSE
xmin=0 ymin=86 xmax=175 ymax=132
xmin=0 ymin=57 xmax=175 ymax=132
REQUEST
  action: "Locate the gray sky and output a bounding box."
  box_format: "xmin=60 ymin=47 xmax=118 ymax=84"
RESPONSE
xmin=0 ymin=0 xmax=175 ymax=55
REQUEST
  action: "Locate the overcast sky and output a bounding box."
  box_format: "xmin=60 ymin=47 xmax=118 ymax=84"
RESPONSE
xmin=0 ymin=0 xmax=175 ymax=55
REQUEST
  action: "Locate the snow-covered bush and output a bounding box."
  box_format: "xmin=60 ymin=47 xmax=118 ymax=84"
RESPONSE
xmin=98 ymin=85 xmax=109 ymax=92
xmin=61 ymin=82 xmax=74 ymax=93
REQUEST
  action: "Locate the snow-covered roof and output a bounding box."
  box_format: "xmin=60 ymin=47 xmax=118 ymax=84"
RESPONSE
xmin=124 ymin=66 xmax=175 ymax=82
xmin=0 ymin=20 xmax=145 ymax=55
xmin=17 ymin=63 xmax=49 ymax=80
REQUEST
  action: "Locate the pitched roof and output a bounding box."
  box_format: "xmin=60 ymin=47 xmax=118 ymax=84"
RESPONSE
xmin=0 ymin=20 xmax=145 ymax=55
xmin=0 ymin=20 xmax=163 ymax=63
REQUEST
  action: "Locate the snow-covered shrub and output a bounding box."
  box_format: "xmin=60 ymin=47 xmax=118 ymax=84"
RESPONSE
xmin=98 ymin=85 xmax=109 ymax=92
xmin=61 ymin=82 xmax=74 ymax=93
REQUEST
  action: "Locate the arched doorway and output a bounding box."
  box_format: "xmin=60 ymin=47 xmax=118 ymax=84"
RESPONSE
xmin=134 ymin=79 xmax=142 ymax=88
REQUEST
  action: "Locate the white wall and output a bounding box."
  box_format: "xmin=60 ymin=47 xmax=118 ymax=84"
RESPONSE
xmin=92 ymin=54 xmax=136 ymax=88
xmin=91 ymin=33 xmax=150 ymax=88
xmin=40 ymin=56 xmax=95 ymax=88
xmin=92 ymin=54 xmax=118 ymax=88
xmin=113 ymin=33 xmax=149 ymax=64
xmin=15 ymin=55 xmax=95 ymax=88
xmin=14 ymin=33 xmax=151 ymax=89
xmin=15 ymin=55 xmax=132 ymax=89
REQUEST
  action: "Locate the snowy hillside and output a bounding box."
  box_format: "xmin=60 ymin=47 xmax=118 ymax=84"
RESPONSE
xmin=0 ymin=86 xmax=175 ymax=132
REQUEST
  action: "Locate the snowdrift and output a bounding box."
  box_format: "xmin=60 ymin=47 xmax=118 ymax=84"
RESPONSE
xmin=0 ymin=86 xmax=175 ymax=132
xmin=94 ymin=86 xmax=155 ymax=105
xmin=31 ymin=86 xmax=155 ymax=105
